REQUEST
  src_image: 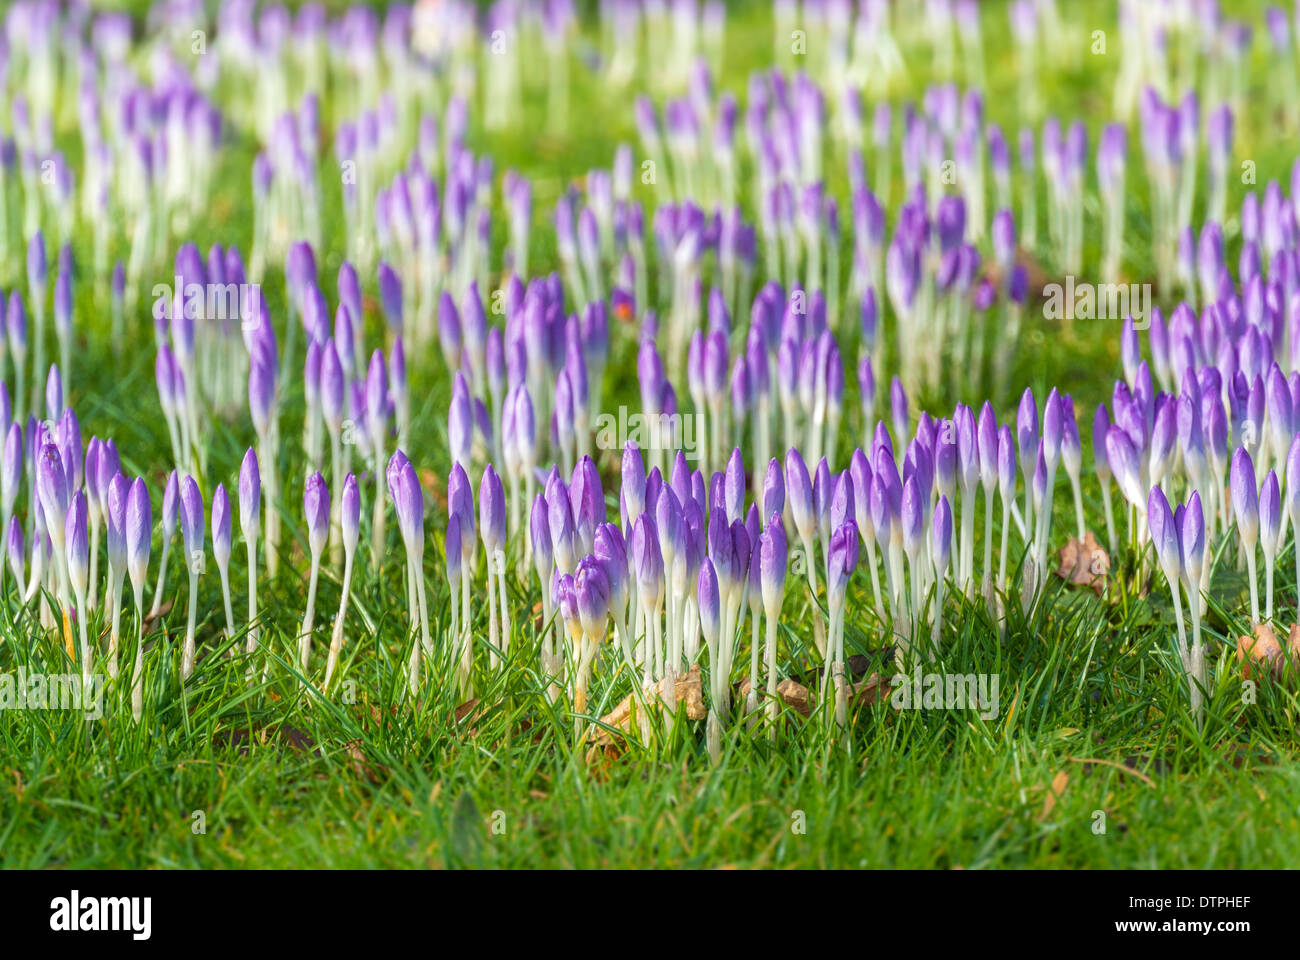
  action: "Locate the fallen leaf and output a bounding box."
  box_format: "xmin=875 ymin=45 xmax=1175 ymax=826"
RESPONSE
xmin=1055 ymin=531 xmax=1110 ymax=594
xmin=848 ymin=673 xmax=890 ymax=709
xmin=454 ymin=698 xmax=482 ymax=724
xmin=585 ymin=665 xmax=706 ymax=762
xmin=737 ymin=677 xmax=813 ymax=717
xmin=1038 ymin=770 xmax=1070 ymax=820
xmin=453 ymin=698 xmax=489 ymax=736
xmin=737 ymin=672 xmax=889 ymax=719
xmin=418 ymin=468 xmax=447 ymax=514
xmin=1238 ymin=622 xmax=1285 ymax=681
xmin=213 ymin=724 xmax=320 ymax=759
xmin=142 ymin=600 xmax=175 ymax=628
xmin=345 ymin=739 xmax=388 ymax=785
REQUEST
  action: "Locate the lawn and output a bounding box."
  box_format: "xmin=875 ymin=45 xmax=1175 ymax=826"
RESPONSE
xmin=1 ymin=0 xmax=1298 ymax=869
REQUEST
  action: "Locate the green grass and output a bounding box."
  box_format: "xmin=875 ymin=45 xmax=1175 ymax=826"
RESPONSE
xmin=2 ymin=0 xmax=1300 ymax=869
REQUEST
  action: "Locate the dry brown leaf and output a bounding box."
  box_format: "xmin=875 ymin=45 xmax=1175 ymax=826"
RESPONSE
xmin=453 ymin=698 xmax=488 ymax=736
xmin=454 ymin=698 xmax=482 ymax=724
xmin=1055 ymin=532 xmax=1110 ymax=594
xmin=418 ymin=468 xmax=447 ymax=514
xmin=1038 ymin=770 xmax=1070 ymax=820
xmin=142 ymin=600 xmax=175 ymax=628
xmin=584 ymin=665 xmax=706 ymax=763
xmin=345 ymin=739 xmax=388 ymax=785
xmin=213 ymin=724 xmax=319 ymax=758
xmin=1238 ymin=622 xmax=1285 ymax=681
xmin=737 ymin=671 xmax=889 ymax=720
xmin=737 ymin=676 xmax=813 ymax=717
xmin=848 ymin=673 xmax=890 ymax=709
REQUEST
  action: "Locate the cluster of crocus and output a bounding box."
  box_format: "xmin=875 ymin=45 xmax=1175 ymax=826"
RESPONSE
xmin=1148 ymin=486 xmax=1210 ymax=725
xmin=0 ymin=384 xmax=155 ymax=701
xmin=2 ymin=3 xmax=224 ymax=332
xmin=12 ymin=0 xmax=1300 ymax=752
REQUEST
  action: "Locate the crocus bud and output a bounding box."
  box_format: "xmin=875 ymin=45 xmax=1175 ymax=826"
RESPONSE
xmin=622 ymin=442 xmax=646 ymax=524
xmin=479 ymin=464 xmax=506 ymax=553
xmin=448 ymin=372 xmax=472 ymax=468
xmin=575 ymin=555 xmax=611 ymax=639
xmin=126 ymin=476 xmax=151 ymax=593
xmin=320 ymin=340 xmax=345 ymax=433
xmin=45 ymin=364 xmax=62 ymax=422
xmin=827 ymin=521 xmax=859 ymax=599
xmin=888 ymin=376 xmax=909 ymax=443
xmin=549 ymin=482 xmax=576 ymax=574
xmin=1147 ymin=485 xmax=1180 ymax=583
xmin=36 ymin=443 xmax=69 ymax=543
xmin=631 ymin=513 xmax=664 ymax=607
xmin=180 ymin=475 xmax=205 ymax=564
xmin=1 ymin=423 xmax=22 ymax=518
xmin=1017 ymin=387 xmax=1038 ymax=486
xmin=762 ymin=458 xmax=784 ymax=522
xmin=759 ymin=515 xmax=788 ymax=617
xmin=249 ymin=354 xmax=275 ymax=438
xmin=553 ymin=572 xmax=578 ymax=636
xmin=1060 ymin=397 xmax=1082 ymax=478
xmin=977 ymin=402 xmax=999 ymax=495
xmin=657 ymin=483 xmax=686 ymax=572
xmin=1181 ymin=490 xmax=1205 ymax=583
xmin=570 ymin=456 xmax=602 ymax=556
xmin=6 ymin=291 xmax=27 ymax=361
xmin=28 ymin=231 xmax=47 ymax=295
xmin=955 ymin=404 xmax=979 ymax=495
xmin=1260 ymin=469 xmax=1282 ymax=559
xmin=377 ymin=261 xmax=403 ymax=333
xmin=997 ymin=426 xmax=1016 ymax=503
xmin=392 ymin=461 xmax=424 ymax=552
xmin=932 ymin=495 xmax=953 ymax=576
xmin=1231 ymin=446 xmax=1259 ymax=545
xmin=1093 ymin=404 xmax=1112 ymax=483
xmin=6 ymin=516 xmax=21 ymax=585
xmin=446 ymin=514 xmax=462 ymax=588
xmin=365 ymin=350 xmax=390 ymax=452
xmin=531 ymin=491 xmax=553 ymax=576
xmin=698 ymin=557 xmax=721 ymax=645
xmin=725 ymin=448 xmax=746 ymax=525
xmin=66 ymin=491 xmax=89 ymax=596
xmin=212 ymin=483 xmax=232 ymax=571
xmin=438 ymin=291 xmax=462 ymax=371
xmin=786 ymin=448 xmax=814 ymax=542
xmin=515 ymin=385 xmax=537 ymax=467
xmin=1042 ymin=388 xmax=1063 ymax=469
xmin=594 ymin=522 xmax=628 ymax=613
xmin=1032 ymin=446 xmax=1048 ymax=517
xmin=341 ymin=473 xmax=361 ymax=557
xmin=162 ymin=470 xmax=179 ymax=543
xmin=106 ymin=473 xmax=127 ymax=573
xmin=85 ymin=438 xmax=103 ymax=520
xmin=1105 ymin=426 xmax=1144 ymax=509
xmin=239 ymin=448 xmax=260 ymax=542
xmin=903 ymin=473 xmax=927 ymax=559
xmin=304 ymin=472 xmax=330 ymax=557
